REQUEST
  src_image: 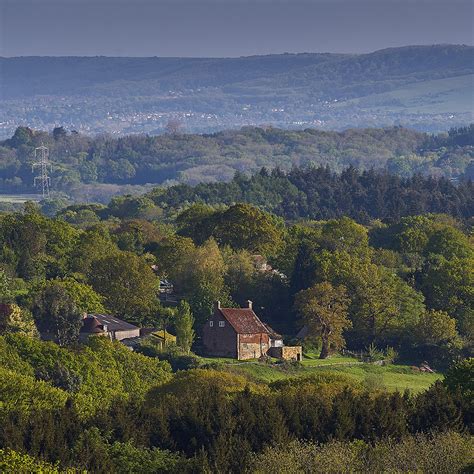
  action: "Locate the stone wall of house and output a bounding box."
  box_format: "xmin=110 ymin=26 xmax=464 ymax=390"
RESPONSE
xmin=268 ymin=346 xmax=302 ymax=361
xmin=238 ymin=333 xmax=270 ymax=360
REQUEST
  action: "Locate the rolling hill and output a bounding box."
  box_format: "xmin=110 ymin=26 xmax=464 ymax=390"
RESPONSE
xmin=0 ymin=44 xmax=473 ymax=137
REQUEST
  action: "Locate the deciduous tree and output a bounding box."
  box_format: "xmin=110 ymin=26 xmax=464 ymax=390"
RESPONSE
xmin=295 ymin=282 xmax=351 ymax=359
xmin=32 ymin=282 xmax=82 ymax=345
xmin=89 ymin=251 xmax=158 ymax=324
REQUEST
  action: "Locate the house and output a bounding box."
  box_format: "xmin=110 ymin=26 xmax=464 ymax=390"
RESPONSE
xmin=203 ymin=300 xmax=270 ymax=359
xmin=80 ymin=314 xmax=140 ymax=342
xmin=251 ymin=255 xmax=287 ymax=280
xmin=159 ymin=279 xmax=174 ymax=295
xmin=203 ymin=301 xmax=302 ymax=361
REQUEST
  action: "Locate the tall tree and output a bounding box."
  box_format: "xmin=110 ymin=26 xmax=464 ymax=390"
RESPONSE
xmin=0 ymin=271 xmax=13 ymax=304
xmin=175 ymin=300 xmax=195 ymax=354
xmin=295 ymin=282 xmax=351 ymax=359
xmin=32 ymin=282 xmax=82 ymax=345
xmin=212 ymin=204 xmax=284 ymax=256
xmin=89 ymin=251 xmax=158 ymax=324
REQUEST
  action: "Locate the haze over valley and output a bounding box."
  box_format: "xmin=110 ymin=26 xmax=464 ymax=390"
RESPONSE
xmin=1 ymin=44 xmax=473 ymax=138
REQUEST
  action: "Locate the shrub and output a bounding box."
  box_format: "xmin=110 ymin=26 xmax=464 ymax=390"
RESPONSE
xmin=0 ymin=449 xmax=63 ymax=473
xmin=362 ymin=373 xmax=386 ymax=391
xmin=250 ymin=432 xmax=473 ymax=474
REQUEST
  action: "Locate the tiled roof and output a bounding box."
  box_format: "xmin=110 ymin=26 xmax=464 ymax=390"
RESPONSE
xmin=262 ymin=322 xmax=282 ymax=339
xmin=218 ymin=308 xmax=269 ymax=334
xmin=80 ymin=316 xmax=105 ymax=334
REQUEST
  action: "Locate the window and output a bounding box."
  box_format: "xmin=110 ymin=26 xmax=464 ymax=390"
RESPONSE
xmin=219 ymin=321 xmax=225 ymax=327
xmin=209 ymin=321 xmax=214 ymax=327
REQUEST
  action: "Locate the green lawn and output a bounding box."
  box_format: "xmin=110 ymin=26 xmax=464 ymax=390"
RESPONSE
xmin=198 ymin=354 xmax=441 ymax=393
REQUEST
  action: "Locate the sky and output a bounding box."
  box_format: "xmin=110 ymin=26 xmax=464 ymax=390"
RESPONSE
xmin=0 ymin=0 xmax=472 ymax=57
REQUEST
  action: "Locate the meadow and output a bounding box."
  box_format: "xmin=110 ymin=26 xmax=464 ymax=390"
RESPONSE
xmin=0 ymin=194 xmax=41 ymax=203
xmin=199 ymin=354 xmax=441 ymax=393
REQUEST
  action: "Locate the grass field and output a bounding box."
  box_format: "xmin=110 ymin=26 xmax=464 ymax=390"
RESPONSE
xmin=199 ymin=354 xmax=441 ymax=393
xmin=335 ymin=74 xmax=474 ymax=115
xmin=0 ymin=194 xmax=42 ymax=203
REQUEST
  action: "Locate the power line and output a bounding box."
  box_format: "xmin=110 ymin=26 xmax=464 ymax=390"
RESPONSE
xmin=32 ymin=144 xmax=52 ymax=198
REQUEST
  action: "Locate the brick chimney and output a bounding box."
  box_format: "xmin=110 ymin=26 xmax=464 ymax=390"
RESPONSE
xmin=246 ymin=300 xmax=253 ymax=310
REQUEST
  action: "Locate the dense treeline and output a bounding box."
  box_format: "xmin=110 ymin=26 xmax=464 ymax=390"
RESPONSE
xmin=1 ymin=202 xmax=472 ymax=365
xmin=0 ymin=124 xmax=472 ymax=200
xmin=0 ymin=338 xmax=472 ymax=472
xmin=149 ymin=165 xmax=474 ymax=222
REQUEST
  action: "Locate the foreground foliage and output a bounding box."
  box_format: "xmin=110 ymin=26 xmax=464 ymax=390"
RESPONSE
xmin=0 ymin=333 xmax=472 ymax=472
xmin=250 ymin=432 xmax=474 ymax=474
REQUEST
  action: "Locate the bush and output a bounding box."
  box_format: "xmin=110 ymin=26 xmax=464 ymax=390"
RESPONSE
xmin=250 ymin=432 xmax=474 ymax=474
xmin=137 ymin=343 xmax=200 ymax=372
xmin=0 ymin=449 xmax=63 ymax=473
xmin=444 ymin=358 xmax=474 ymax=399
xmin=362 ymin=373 xmax=386 ymax=391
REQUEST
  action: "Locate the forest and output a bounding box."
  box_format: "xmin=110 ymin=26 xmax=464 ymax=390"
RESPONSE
xmin=0 ymin=124 xmax=473 ymax=202
xmin=0 ymin=170 xmax=473 ymax=470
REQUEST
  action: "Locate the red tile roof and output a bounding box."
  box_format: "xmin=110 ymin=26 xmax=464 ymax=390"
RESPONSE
xmin=218 ymin=307 xmax=269 ymax=334
xmin=80 ymin=316 xmax=105 ymax=334
xmin=262 ymin=322 xmax=282 ymax=339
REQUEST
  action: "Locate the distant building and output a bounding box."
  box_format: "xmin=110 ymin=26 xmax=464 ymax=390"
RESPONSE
xmin=159 ymin=279 xmax=174 ymax=295
xmin=150 ymin=329 xmax=177 ymax=350
xmin=80 ymin=314 xmax=140 ymax=342
xmin=203 ymin=301 xmax=301 ymax=361
xmin=251 ymin=254 xmax=287 ymax=279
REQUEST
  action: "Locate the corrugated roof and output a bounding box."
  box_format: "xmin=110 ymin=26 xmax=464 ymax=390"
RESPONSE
xmin=219 ymin=308 xmax=269 ymax=334
xmin=89 ymin=314 xmax=139 ymax=332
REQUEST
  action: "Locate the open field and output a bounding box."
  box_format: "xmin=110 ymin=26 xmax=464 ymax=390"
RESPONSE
xmin=335 ymin=74 xmax=474 ymax=115
xmin=199 ymin=354 xmax=441 ymax=393
xmin=0 ymin=194 xmax=42 ymax=203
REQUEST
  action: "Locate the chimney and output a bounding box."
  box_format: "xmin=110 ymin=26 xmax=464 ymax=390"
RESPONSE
xmin=246 ymin=300 xmax=253 ymax=310
xmin=214 ymin=301 xmax=221 ymax=311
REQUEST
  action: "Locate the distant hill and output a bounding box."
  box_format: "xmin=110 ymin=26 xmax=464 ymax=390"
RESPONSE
xmin=0 ymin=45 xmax=473 ymax=137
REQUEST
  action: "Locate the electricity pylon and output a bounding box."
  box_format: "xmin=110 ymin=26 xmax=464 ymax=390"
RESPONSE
xmin=32 ymin=145 xmax=52 ymax=198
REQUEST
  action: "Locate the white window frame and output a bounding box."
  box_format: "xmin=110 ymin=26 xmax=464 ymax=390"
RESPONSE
xmin=219 ymin=321 xmax=225 ymax=327
xmin=209 ymin=321 xmax=214 ymax=327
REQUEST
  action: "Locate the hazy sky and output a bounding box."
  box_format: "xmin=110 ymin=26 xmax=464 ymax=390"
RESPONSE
xmin=1 ymin=0 xmax=472 ymax=57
